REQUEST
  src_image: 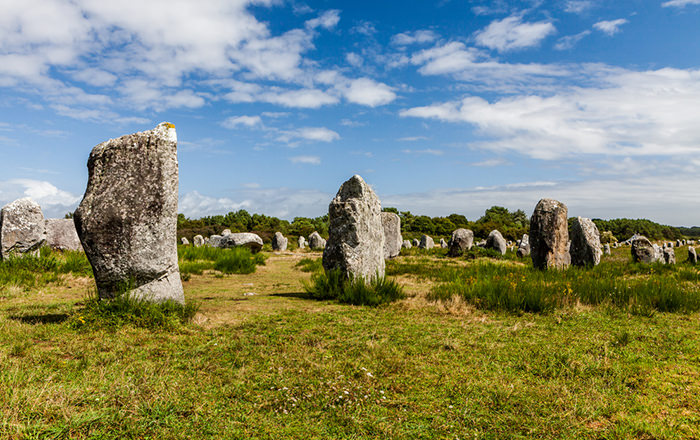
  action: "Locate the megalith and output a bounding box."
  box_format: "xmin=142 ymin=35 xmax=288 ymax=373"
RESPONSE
xmin=0 ymin=198 xmax=46 ymax=259
xmin=45 ymin=218 xmax=82 ymax=252
xmin=193 ymin=235 xmax=204 ymax=247
xmin=381 ymin=212 xmax=402 ymax=259
xmin=570 ymin=217 xmax=602 ymax=267
xmin=631 ymin=236 xmax=656 ymax=264
xmin=419 ymin=235 xmax=434 ymax=249
xmin=530 ymin=198 xmax=570 ymax=269
xmin=486 ymin=230 xmax=507 ymax=255
xmin=272 ymin=232 xmax=288 ymax=251
xmin=309 ymin=231 xmax=326 ymax=250
xmin=447 ymin=228 xmax=473 ymax=257
xmin=516 ymin=233 xmax=530 ymax=257
xmin=74 ymin=122 xmax=184 ymax=304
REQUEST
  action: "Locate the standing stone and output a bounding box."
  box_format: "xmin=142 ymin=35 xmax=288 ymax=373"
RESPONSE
xmin=663 ymin=247 xmax=676 ymax=264
xmin=209 ymin=235 xmax=224 ymax=248
xmin=412 ymin=238 xmax=419 ymax=247
xmin=381 ymin=212 xmax=402 ymax=259
xmin=570 ymin=217 xmax=602 ymax=267
xmin=653 ymin=244 xmax=665 ymax=264
xmin=309 ymin=231 xmax=326 ymax=250
xmin=298 ymin=236 xmax=306 ymax=249
xmin=222 ymin=229 xmax=232 ymax=236
xmin=221 ymin=232 xmax=264 ymax=253
xmin=402 ymin=240 xmax=412 ymax=249
xmin=486 ymin=230 xmax=507 ymax=255
xmin=73 ymin=122 xmax=184 ymax=304
xmin=530 ymin=198 xmax=570 ymax=270
xmin=603 ymin=244 xmax=611 ymax=256
xmin=439 ymin=238 xmax=448 ymax=248
xmin=0 ymin=198 xmax=46 ymax=259
xmin=631 ymin=236 xmax=656 ymax=264
xmin=419 ymin=235 xmax=434 ymax=249
xmin=516 ymin=233 xmax=530 ymax=258
xmin=193 ymin=235 xmax=204 ymax=247
xmin=272 ymin=232 xmax=288 ymax=251
xmin=45 ymin=218 xmax=82 ymax=251
xmin=322 ymin=175 xmax=385 ymax=281
xmin=180 ymin=237 xmax=189 ymax=246
xmin=677 ymin=240 xmax=682 ymax=248
xmin=447 ymin=228 xmax=474 ymax=257
xmin=688 ymin=247 xmax=698 ymax=264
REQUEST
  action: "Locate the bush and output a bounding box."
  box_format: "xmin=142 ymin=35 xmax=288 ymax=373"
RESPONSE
xmin=304 ymin=269 xmax=405 ymax=306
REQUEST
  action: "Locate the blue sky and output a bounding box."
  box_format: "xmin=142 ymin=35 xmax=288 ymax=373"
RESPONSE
xmin=1 ymin=0 xmax=699 ymax=225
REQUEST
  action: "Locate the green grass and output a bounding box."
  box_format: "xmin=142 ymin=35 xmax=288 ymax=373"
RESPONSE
xmin=294 ymin=257 xmax=323 ymax=272
xmin=178 ymin=245 xmax=267 ymax=276
xmin=0 ymin=247 xmax=92 ymax=292
xmin=304 ymin=269 xmax=405 ymax=306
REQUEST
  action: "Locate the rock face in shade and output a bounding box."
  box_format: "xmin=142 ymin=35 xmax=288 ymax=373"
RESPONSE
xmin=689 ymin=247 xmax=698 ymax=264
xmin=516 ymin=234 xmax=530 ymax=257
xmin=322 ymin=175 xmax=385 ymax=281
xmin=419 ymin=235 xmax=434 ymax=249
xmin=222 ymin=233 xmax=263 ymax=253
xmin=402 ymin=240 xmax=412 ymax=249
xmin=486 ymin=230 xmax=507 ymax=255
xmin=412 ymin=238 xmax=419 ymax=247
xmin=73 ymin=123 xmax=184 ymax=304
xmin=309 ymin=231 xmax=326 ymax=250
xmin=440 ymin=238 xmax=448 ymax=248
xmin=45 ymin=218 xmax=82 ymax=252
xmin=447 ymin=228 xmax=473 ymax=257
xmin=272 ymin=232 xmax=288 ymax=251
xmin=298 ymin=236 xmax=306 ymax=249
xmin=193 ymin=235 xmax=204 ymax=247
xmin=570 ymin=217 xmax=602 ymax=267
xmin=631 ymin=236 xmax=656 ymax=264
xmin=663 ymin=247 xmax=676 ymax=264
xmin=181 ymin=237 xmax=189 ymax=245
xmin=530 ymin=198 xmax=571 ymax=270
xmin=0 ymin=198 xmax=46 ymax=259
xmin=653 ymin=244 xmax=665 ymax=264
xmin=604 ymin=244 xmax=611 ymax=256
xmin=381 ymin=212 xmax=402 ymax=260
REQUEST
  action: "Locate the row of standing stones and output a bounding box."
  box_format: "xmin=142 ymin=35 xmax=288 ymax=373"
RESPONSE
xmin=0 ymin=123 xmax=697 ymax=305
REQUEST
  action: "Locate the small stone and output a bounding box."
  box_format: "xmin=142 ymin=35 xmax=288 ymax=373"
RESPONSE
xmin=222 ymin=229 xmax=232 ymax=236
xmin=0 ymin=198 xmax=47 ymax=259
xmin=604 ymin=243 xmax=611 ymax=256
xmin=309 ymin=231 xmax=326 ymax=250
xmin=181 ymin=237 xmax=190 ymax=245
xmin=439 ymin=238 xmax=448 ymax=248
xmin=412 ymin=238 xmax=419 ymax=247
xmin=222 ymin=233 xmax=264 ymax=253
xmin=272 ymin=232 xmax=288 ymax=251
xmin=485 ymin=230 xmax=506 ymax=255
xmin=402 ymin=240 xmax=412 ymax=249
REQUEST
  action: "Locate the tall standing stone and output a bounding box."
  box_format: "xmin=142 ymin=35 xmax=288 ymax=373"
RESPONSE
xmin=631 ymin=236 xmax=656 ymax=264
xmin=309 ymin=231 xmax=326 ymax=250
xmin=570 ymin=217 xmax=602 ymax=267
xmin=402 ymin=240 xmax=412 ymax=249
xmin=603 ymin=243 xmax=611 ymax=256
xmin=439 ymin=238 xmax=448 ymax=248
xmin=193 ymin=235 xmax=204 ymax=247
xmin=688 ymin=247 xmax=697 ymax=264
xmin=530 ymin=198 xmax=570 ymax=270
xmin=0 ymin=198 xmax=46 ymax=259
xmin=412 ymin=238 xmax=419 ymax=247
xmin=486 ymin=230 xmax=507 ymax=255
xmin=45 ymin=218 xmax=82 ymax=251
xmin=663 ymin=247 xmax=676 ymax=264
xmin=272 ymin=232 xmax=288 ymax=251
xmin=419 ymin=235 xmax=434 ymax=249
xmin=298 ymin=236 xmax=306 ymax=249
xmin=322 ymin=175 xmax=385 ymax=281
xmin=447 ymin=228 xmax=473 ymax=257
xmin=381 ymin=212 xmax=402 ymax=259
xmin=516 ymin=233 xmax=530 ymax=257
xmin=74 ymin=123 xmax=184 ymax=304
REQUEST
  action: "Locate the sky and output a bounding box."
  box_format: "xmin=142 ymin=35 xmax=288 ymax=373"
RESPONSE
xmin=0 ymin=0 xmax=699 ymax=226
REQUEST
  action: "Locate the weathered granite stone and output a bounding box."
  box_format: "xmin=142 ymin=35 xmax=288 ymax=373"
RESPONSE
xmin=309 ymin=231 xmax=326 ymax=250
xmin=486 ymin=230 xmax=507 ymax=255
xmin=516 ymin=234 xmax=530 ymax=258
xmin=631 ymin=236 xmax=655 ymax=264
xmin=222 ymin=229 xmax=232 ymax=236
xmin=0 ymin=198 xmax=46 ymax=259
xmin=476 ymin=240 xmax=486 ymax=247
xmin=221 ymin=233 xmax=263 ymax=253
xmin=322 ymin=175 xmax=385 ymax=281
xmin=604 ymin=243 xmax=611 ymax=256
xmin=530 ymin=198 xmax=571 ymax=270
xmin=73 ymin=123 xmax=184 ymax=303
xmin=663 ymin=247 xmax=676 ymax=264
xmin=677 ymin=240 xmax=682 ymax=248
xmin=193 ymin=235 xmax=204 ymax=247
xmin=381 ymin=212 xmax=402 ymax=259
xmin=402 ymin=240 xmax=412 ymax=249
xmin=439 ymin=238 xmax=448 ymax=248
xmin=688 ymin=247 xmax=698 ymax=264
xmin=447 ymin=228 xmax=473 ymax=257
xmin=272 ymin=232 xmax=288 ymax=251
xmin=45 ymin=218 xmax=82 ymax=252
xmin=570 ymin=217 xmax=602 ymax=267
xmin=298 ymin=236 xmax=306 ymax=249
xmin=181 ymin=237 xmax=189 ymax=245
xmin=412 ymin=238 xmax=419 ymax=247
xmin=419 ymin=235 xmax=434 ymax=249
xmin=653 ymin=244 xmax=665 ymax=264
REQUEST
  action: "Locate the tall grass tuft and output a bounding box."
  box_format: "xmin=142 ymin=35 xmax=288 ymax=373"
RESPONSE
xmin=178 ymin=245 xmax=266 ymax=276
xmin=294 ymin=257 xmax=323 ymax=273
xmin=304 ymin=269 xmax=405 ymax=306
xmin=0 ymin=248 xmax=93 ymax=290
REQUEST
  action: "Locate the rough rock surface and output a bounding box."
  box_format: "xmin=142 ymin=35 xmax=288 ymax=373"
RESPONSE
xmin=222 ymin=229 xmax=232 ymax=236
xmin=419 ymin=235 xmax=434 ymax=249
xmin=309 ymin=232 xmax=326 ymax=250
xmin=530 ymin=198 xmax=571 ymax=270
xmin=486 ymin=230 xmax=507 ymax=255
xmin=604 ymin=244 xmax=611 ymax=256
xmin=412 ymin=238 xmax=419 ymax=247
xmin=447 ymin=228 xmax=474 ymax=257
xmin=193 ymin=235 xmax=204 ymax=247
xmin=663 ymin=247 xmax=676 ymax=264
xmin=631 ymin=236 xmax=656 ymax=264
xmin=181 ymin=237 xmax=189 ymax=245
xmin=221 ymin=233 xmax=263 ymax=253
xmin=402 ymin=240 xmax=412 ymax=249
xmin=516 ymin=234 xmax=530 ymax=257
xmin=298 ymin=236 xmax=306 ymax=249
xmin=570 ymin=217 xmax=602 ymax=267
xmin=74 ymin=123 xmax=183 ymax=303
xmin=381 ymin=212 xmax=402 ymax=260
xmin=45 ymin=218 xmax=82 ymax=252
xmin=689 ymin=247 xmax=698 ymax=264
xmin=272 ymin=232 xmax=288 ymax=251
xmin=653 ymin=244 xmax=665 ymax=264
xmin=0 ymin=198 xmax=46 ymax=259
xmin=440 ymin=238 xmax=448 ymax=248
xmin=322 ymin=175 xmax=385 ymax=281
xmin=209 ymin=235 xmax=224 ymax=248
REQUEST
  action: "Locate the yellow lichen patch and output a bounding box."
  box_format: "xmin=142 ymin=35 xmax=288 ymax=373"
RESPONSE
xmin=163 ymin=122 xmax=175 ymax=129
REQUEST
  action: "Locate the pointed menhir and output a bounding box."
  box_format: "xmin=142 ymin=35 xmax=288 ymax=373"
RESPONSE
xmin=74 ymin=123 xmax=185 ymax=304
xmin=529 ymin=198 xmax=571 ymax=270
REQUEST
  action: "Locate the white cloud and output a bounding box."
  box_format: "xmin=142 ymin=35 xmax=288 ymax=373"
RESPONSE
xmin=346 ymin=53 xmax=363 ymax=68
xmin=398 ymin=136 xmax=429 ymax=142
xmin=254 ymin=88 xmax=339 ymax=109
xmin=401 ymin=149 xmax=444 ymax=156
xmin=593 ymin=19 xmax=628 ymax=36
xmin=662 ymin=0 xmax=700 ymax=7
xmin=391 ymin=30 xmax=438 ymax=46
xmin=471 ymin=158 xmax=511 ymax=167
xmin=289 ymin=155 xmax=321 ymax=165
xmin=221 ymin=115 xmax=262 ymax=129
xmin=0 ymin=179 xmax=81 ymax=218
xmin=401 ymin=67 xmax=700 ymax=160
xmin=554 ymin=30 xmax=591 ymax=50
xmin=278 ymin=127 xmax=340 ymax=144
xmin=564 ymin=1 xmax=594 ymax=13
xmin=474 ymin=15 xmax=556 ymax=52
xmin=305 ymin=10 xmax=340 ymax=30
xmin=339 ymin=78 xmax=397 ymax=107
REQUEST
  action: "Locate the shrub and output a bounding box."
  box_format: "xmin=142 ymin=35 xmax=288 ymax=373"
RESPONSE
xmin=304 ymin=269 xmax=405 ymax=306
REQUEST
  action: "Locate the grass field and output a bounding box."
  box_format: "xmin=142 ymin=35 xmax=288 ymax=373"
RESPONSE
xmin=1 ymin=246 xmax=699 ymax=439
